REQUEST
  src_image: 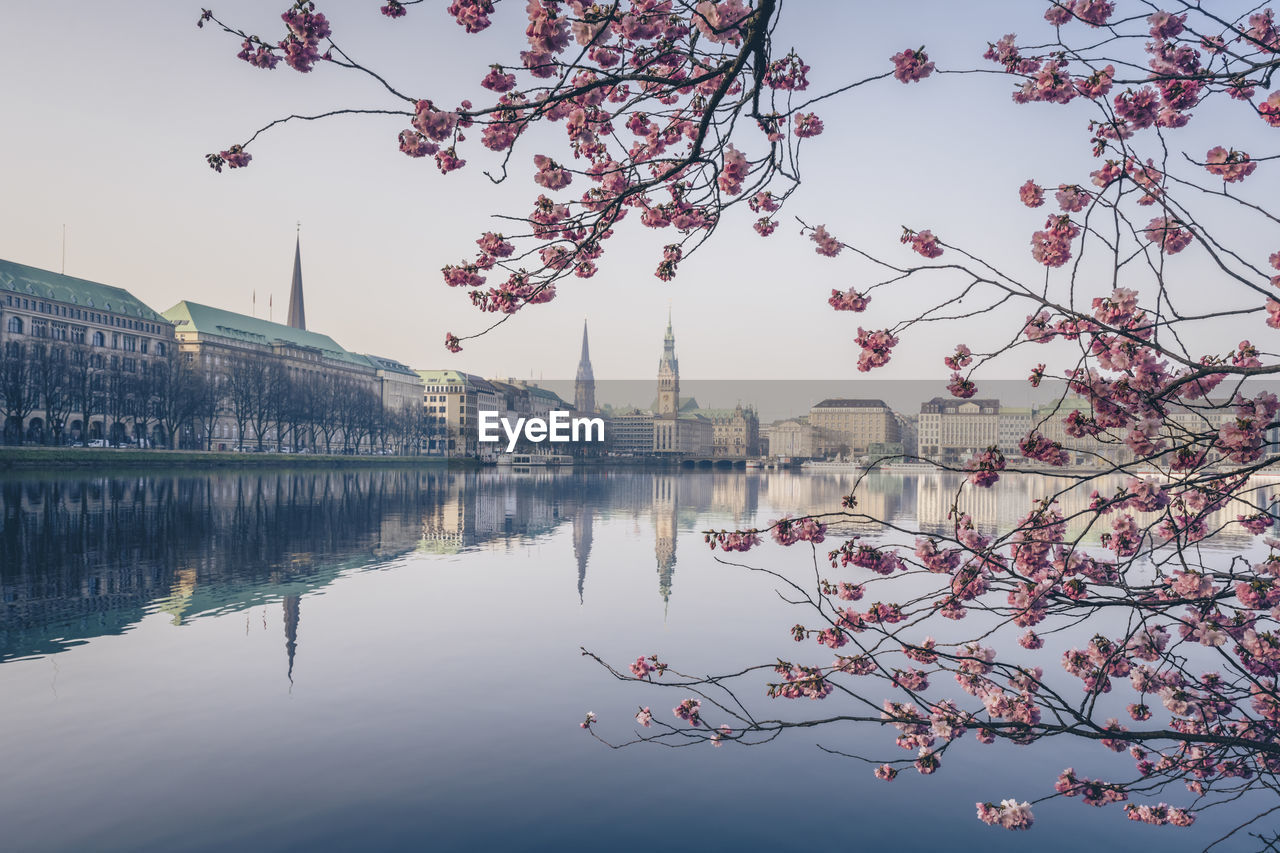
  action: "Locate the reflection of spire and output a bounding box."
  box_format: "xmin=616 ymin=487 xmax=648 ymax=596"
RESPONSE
xmin=283 ymin=594 xmax=300 ymax=683
xmin=572 ymin=505 xmax=594 ymax=603
xmin=653 ymin=477 xmax=677 ymax=609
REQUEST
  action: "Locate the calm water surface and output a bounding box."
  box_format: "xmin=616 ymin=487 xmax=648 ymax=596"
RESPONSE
xmin=0 ymin=468 xmax=1274 ymax=851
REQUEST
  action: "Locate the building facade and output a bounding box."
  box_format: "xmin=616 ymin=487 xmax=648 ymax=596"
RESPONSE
xmin=698 ymin=404 xmax=760 ymax=457
xmin=809 ymin=398 xmax=900 ymax=458
xmin=609 ymin=408 xmax=655 ymax=455
xmin=165 ymin=300 xmax=388 ymax=451
xmin=768 ymin=418 xmax=816 ymax=458
xmin=1 ymin=257 xmax=176 ymax=445
xmin=917 ymin=397 xmax=999 ymax=463
xmin=418 ymin=369 xmax=478 ymax=456
xmin=651 ymin=315 xmax=711 ymax=456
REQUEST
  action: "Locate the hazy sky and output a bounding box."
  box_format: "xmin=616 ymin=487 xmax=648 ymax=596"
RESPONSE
xmin=1 ymin=2 xmax=1274 ymax=382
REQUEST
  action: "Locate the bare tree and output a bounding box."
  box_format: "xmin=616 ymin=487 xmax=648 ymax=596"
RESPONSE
xmin=0 ymin=341 xmax=35 ymax=445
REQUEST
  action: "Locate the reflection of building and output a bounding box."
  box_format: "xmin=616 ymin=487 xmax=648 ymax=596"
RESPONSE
xmin=653 ymin=475 xmax=678 ymax=607
xmin=0 ymin=471 xmax=429 ymax=664
xmin=810 ymin=398 xmax=899 ymax=458
xmin=572 ymin=504 xmax=593 ymax=603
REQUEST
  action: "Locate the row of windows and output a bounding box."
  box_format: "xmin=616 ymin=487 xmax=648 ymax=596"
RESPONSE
xmin=4 ymin=294 xmax=167 ymax=334
xmin=6 ymin=316 xmax=166 ymax=354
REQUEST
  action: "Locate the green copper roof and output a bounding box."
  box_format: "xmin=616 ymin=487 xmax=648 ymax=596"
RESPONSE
xmin=163 ymin=300 xmax=367 ymax=367
xmin=648 ymin=397 xmax=701 ymax=412
xmin=417 ymin=369 xmax=469 ymax=386
xmin=0 ymin=257 xmax=168 ymax=321
xmin=360 ymin=354 xmax=418 ymax=377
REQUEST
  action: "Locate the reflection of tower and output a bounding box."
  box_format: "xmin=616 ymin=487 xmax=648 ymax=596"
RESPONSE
xmin=574 ymin=320 xmax=596 ymax=414
xmin=283 ymin=594 xmax=300 ymax=683
xmin=287 ymin=232 xmax=307 ymax=331
xmin=572 ymin=505 xmax=594 ymax=603
xmin=657 ymin=311 xmax=679 ymax=416
xmin=653 ymin=476 xmax=678 ymax=608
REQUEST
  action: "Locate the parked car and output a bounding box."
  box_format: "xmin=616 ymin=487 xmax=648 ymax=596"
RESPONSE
xmin=87 ymin=439 xmax=107 ymax=448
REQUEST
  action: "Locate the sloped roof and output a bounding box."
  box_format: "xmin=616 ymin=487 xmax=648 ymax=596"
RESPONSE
xmin=163 ymin=300 xmax=368 ymax=366
xmin=648 ymin=397 xmax=701 ymax=412
xmin=0 ymin=257 xmax=168 ymax=321
xmin=417 ymin=369 xmax=468 ymax=386
xmin=813 ymin=398 xmax=890 ymax=409
xmin=361 ymin=354 xmax=418 ymax=377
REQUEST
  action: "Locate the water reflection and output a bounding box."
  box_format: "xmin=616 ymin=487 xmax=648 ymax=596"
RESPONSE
xmin=1 ymin=467 xmax=1273 ymax=665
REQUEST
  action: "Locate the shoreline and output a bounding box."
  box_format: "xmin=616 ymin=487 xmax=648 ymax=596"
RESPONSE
xmin=0 ymin=447 xmax=470 ymax=472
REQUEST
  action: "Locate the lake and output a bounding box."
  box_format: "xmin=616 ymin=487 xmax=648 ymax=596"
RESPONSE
xmin=0 ymin=467 xmax=1273 ymax=851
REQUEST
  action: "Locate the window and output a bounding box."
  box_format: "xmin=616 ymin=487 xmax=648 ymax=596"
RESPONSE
xmin=6 ymin=316 xmax=22 ymax=334
xmin=155 ymin=342 xmax=165 ymax=356
xmin=92 ymin=331 xmax=105 ymax=347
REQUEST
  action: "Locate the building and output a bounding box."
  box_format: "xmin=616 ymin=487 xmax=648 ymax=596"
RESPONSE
xmin=609 ymin=408 xmax=655 ymax=455
xmin=166 ymin=300 xmax=381 ymax=451
xmin=997 ymin=406 xmax=1033 ymax=457
xmin=1 ymin=257 xmax=176 ymax=445
xmin=917 ymin=397 xmax=999 ymax=463
xmin=651 ymin=314 xmax=711 ymax=455
xmin=418 ymin=369 xmax=478 ymax=456
xmin=1034 ymin=398 xmax=1131 ymax=466
xmin=574 ymin=320 xmax=595 ymax=414
xmin=697 ymin=404 xmax=760 ymax=457
xmin=766 ymin=418 xmax=816 ymax=459
xmin=895 ymin=413 xmax=918 ymax=458
xmin=361 ymin=354 xmax=423 ymax=414
xmin=809 ymin=398 xmax=900 ymax=458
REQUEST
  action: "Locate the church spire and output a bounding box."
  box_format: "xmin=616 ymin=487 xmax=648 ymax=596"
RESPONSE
xmin=287 ymin=228 xmax=306 ymax=330
xmin=657 ymin=310 xmax=679 ymax=415
xmin=575 ymin=319 xmax=595 ymax=413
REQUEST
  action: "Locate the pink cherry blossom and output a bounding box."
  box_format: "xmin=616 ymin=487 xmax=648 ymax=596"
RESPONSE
xmin=1143 ymin=217 xmax=1193 ymax=254
xmin=1019 ymin=180 xmax=1045 ymax=207
xmin=533 ymin=154 xmax=572 ymax=190
xmin=828 ymin=288 xmax=870 ymax=312
xmin=1204 ymin=146 xmax=1257 ymax=182
xmin=891 ymin=47 xmax=935 ymax=83
xmin=793 ymin=112 xmax=823 ymax=138
xmin=810 ymin=225 xmax=842 ymax=257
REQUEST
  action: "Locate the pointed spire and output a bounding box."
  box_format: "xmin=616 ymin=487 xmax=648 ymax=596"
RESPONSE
xmin=575 ymin=318 xmax=595 ymax=413
xmin=283 ymin=594 xmax=300 ymax=684
xmin=288 ymin=228 xmax=307 ymax=330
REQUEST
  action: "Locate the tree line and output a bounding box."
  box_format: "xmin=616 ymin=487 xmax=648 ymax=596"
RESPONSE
xmin=1 ymin=340 xmax=433 ymax=454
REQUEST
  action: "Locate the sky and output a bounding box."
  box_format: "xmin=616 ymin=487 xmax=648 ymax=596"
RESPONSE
xmin=0 ymin=1 xmax=1275 ymax=385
